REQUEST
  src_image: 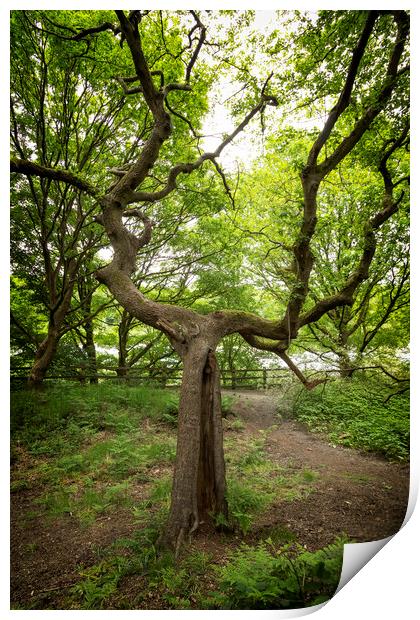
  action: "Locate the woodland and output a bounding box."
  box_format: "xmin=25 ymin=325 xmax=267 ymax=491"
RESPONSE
xmin=10 ymin=10 xmax=409 ymax=610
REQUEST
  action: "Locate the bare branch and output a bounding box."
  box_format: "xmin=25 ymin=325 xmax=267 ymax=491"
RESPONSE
xmin=276 ymin=350 xmax=327 ymax=390
xmin=163 ymin=83 xmax=193 ymax=95
xmin=72 ymin=22 xmax=118 ymax=41
xmin=115 ymin=70 xmax=165 ymax=96
xmin=115 ymin=76 xmax=143 ymax=95
xmin=240 ymin=333 xmax=326 ymax=389
xmin=115 ymin=10 xmax=159 ymax=113
xmin=186 ymin=11 xmax=206 ymax=83
xmin=211 ymin=160 xmax=235 ymax=206
xmin=164 ymin=97 xmax=200 ymax=139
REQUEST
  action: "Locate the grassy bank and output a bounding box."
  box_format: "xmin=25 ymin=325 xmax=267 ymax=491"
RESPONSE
xmin=292 ymin=377 xmax=409 ymax=461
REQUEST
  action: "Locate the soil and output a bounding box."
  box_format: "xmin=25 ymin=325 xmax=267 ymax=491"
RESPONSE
xmin=10 ymin=389 xmax=410 ymax=609
xmin=228 ymin=390 xmax=409 ymax=549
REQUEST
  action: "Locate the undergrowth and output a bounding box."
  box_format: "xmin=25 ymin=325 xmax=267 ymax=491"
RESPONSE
xmin=69 ymin=532 xmax=347 ymax=610
xmin=11 ymin=384 xmax=178 ymax=523
xmin=293 ymin=377 xmax=409 ymax=460
xmin=213 ymin=537 xmax=347 ymax=609
xmin=11 ymin=383 xmax=178 ymax=446
xmin=10 ymin=383 xmax=370 ymax=609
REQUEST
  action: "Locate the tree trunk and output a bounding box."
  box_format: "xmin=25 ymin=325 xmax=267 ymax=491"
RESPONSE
xmin=338 ymin=352 xmax=356 ymax=379
xmin=197 ymin=351 xmax=228 ymax=519
xmin=117 ymin=317 xmax=129 ymax=378
xmin=116 ymin=363 xmax=128 ymax=378
xmin=28 ymin=328 xmax=60 ymax=388
xmin=28 ymin=259 xmax=77 ymax=388
xmin=159 ymin=344 xmax=228 ymax=553
xmin=83 ymin=321 xmax=98 ymax=384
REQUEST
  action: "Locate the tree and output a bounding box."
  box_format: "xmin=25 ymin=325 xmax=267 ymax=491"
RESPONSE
xmin=243 ymin=136 xmax=410 ymax=379
xmin=302 ymin=249 xmax=409 ymax=379
xmin=10 ymin=11 xmax=120 ymax=385
xmin=10 ymin=10 xmax=409 ymax=550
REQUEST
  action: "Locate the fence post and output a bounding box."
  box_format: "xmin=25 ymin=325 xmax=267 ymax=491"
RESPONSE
xmin=263 ymin=368 xmax=267 ymax=389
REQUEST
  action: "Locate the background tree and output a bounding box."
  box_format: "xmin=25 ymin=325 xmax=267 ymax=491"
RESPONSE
xmin=237 ymin=130 xmax=409 ymax=380
xmin=10 ymin=11 xmax=120 ymax=385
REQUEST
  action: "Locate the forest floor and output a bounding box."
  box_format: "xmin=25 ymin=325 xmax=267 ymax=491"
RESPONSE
xmin=228 ymin=391 xmax=409 ymax=547
xmin=10 ymin=389 xmax=409 ymax=609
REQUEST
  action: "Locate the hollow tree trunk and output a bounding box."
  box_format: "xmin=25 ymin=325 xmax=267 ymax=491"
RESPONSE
xmin=159 ymin=344 xmax=228 ymax=552
xmin=117 ymin=318 xmax=129 ymax=378
xmin=28 ymin=327 xmax=60 ymax=388
xmin=338 ymin=352 xmax=356 ymax=379
xmin=197 ymin=351 xmax=228 ymax=519
xmin=82 ymin=320 xmax=98 ymax=384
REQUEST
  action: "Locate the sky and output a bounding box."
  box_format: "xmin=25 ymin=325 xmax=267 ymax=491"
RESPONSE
xmin=198 ymin=10 xmax=324 ymax=172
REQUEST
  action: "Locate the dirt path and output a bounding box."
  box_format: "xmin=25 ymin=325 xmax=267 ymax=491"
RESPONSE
xmin=228 ymin=390 xmax=410 ymax=548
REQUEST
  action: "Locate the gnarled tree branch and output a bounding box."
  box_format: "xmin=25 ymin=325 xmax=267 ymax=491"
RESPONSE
xmin=10 ymin=157 xmax=97 ymax=196
xmin=124 ymin=94 xmax=278 ymax=206
xmin=299 ymin=125 xmax=409 ymax=329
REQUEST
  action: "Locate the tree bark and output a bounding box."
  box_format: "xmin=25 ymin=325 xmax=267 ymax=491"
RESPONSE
xmin=338 ymin=356 xmax=356 ymax=379
xmin=83 ymin=321 xmax=98 ymax=384
xmin=159 ymin=344 xmax=228 ymax=553
xmin=28 ymin=327 xmax=60 ymax=388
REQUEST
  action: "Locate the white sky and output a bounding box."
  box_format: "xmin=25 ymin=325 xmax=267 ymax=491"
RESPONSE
xmin=199 ymin=11 xmax=279 ymax=170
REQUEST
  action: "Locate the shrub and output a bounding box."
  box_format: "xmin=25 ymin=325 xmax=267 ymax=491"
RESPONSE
xmin=221 ymin=395 xmax=235 ymax=417
xmin=221 ymin=478 xmax=273 ymax=533
xmin=293 ymin=377 xmax=409 ymax=460
xmin=214 ymin=538 xmax=346 ymax=609
xmin=72 ymin=556 xmax=127 ymax=609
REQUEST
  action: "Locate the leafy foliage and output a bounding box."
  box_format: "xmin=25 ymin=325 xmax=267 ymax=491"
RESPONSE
xmin=72 ymin=556 xmax=128 ymax=609
xmin=293 ymin=376 xmax=409 ymax=460
xmin=10 ymin=9 xmax=410 ymax=608
xmin=214 ymin=538 xmax=347 ymax=609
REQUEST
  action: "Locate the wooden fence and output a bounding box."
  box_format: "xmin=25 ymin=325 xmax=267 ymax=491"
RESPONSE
xmin=10 ymin=365 xmax=292 ymax=390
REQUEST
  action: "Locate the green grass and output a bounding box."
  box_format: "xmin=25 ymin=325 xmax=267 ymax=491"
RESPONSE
xmin=12 ymin=383 xmax=320 ymax=532
xmin=293 ymin=377 xmax=409 ymax=461
xmin=35 ymin=480 xmax=133 ymax=524
xmin=11 ymin=384 xmax=179 ymax=524
xmin=11 ymin=383 xmax=178 ymax=447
